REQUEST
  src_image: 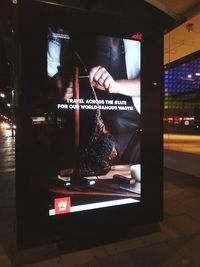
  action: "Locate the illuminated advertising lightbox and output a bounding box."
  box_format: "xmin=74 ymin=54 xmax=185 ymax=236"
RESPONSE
xmin=15 ymin=0 xmax=171 ymax=249
xmin=47 ymin=29 xmax=142 ymax=216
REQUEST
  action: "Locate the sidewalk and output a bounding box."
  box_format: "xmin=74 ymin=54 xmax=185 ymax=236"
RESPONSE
xmin=0 ymin=129 xmax=200 ymax=267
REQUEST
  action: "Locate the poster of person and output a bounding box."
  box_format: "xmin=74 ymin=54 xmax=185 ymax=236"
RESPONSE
xmin=47 ymin=28 xmax=142 ymax=216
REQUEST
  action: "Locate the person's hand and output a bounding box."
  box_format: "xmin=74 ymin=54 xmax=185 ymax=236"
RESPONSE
xmin=63 ymin=81 xmax=73 ymax=100
xmin=55 ymin=74 xmax=73 ymax=100
xmin=89 ymin=66 xmax=117 ymax=93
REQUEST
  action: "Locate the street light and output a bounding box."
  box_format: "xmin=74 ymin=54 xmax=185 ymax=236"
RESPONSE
xmin=7 ymin=103 xmax=11 ymax=107
xmin=0 ymin=93 xmax=5 ymax=98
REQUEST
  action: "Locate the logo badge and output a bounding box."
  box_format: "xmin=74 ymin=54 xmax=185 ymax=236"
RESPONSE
xmin=131 ymin=33 xmax=142 ymax=41
xmin=54 ymin=197 xmax=71 ymax=215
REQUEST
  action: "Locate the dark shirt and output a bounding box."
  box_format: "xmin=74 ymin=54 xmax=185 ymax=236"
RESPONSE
xmin=60 ymin=34 xmax=141 ymax=164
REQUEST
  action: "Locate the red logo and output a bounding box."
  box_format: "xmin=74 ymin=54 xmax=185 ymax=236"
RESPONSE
xmin=131 ymin=33 xmax=142 ymax=41
xmin=54 ymin=197 xmax=71 ymax=215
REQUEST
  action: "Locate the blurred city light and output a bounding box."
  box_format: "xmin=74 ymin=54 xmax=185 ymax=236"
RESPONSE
xmin=0 ymin=93 xmax=5 ymax=98
xmin=0 ymin=121 xmax=10 ymax=129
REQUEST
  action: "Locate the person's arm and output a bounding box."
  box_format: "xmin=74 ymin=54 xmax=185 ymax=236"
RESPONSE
xmin=89 ymin=66 xmax=140 ymax=97
xmin=111 ymin=77 xmax=140 ymax=97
